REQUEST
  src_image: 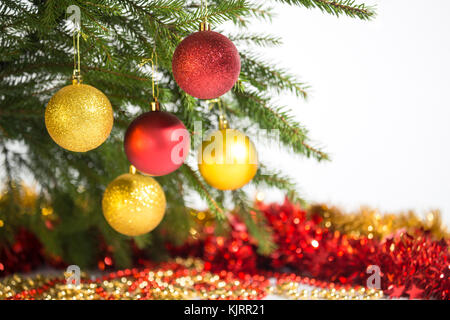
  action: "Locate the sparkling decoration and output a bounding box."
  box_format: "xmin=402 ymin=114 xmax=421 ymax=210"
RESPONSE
xmin=0 ymin=229 xmax=44 ymax=276
xmin=172 ymin=30 xmax=241 ymax=99
xmin=124 ymin=109 xmax=190 ymax=176
xmin=310 ymin=204 xmax=449 ymax=240
xmin=0 ymin=229 xmax=65 ymax=277
xmin=102 ymin=168 xmax=166 ymax=236
xmin=0 ymin=258 xmax=383 ymax=300
xmin=1 ymin=199 xmax=448 ymax=299
xmin=198 ymin=128 xmax=258 ymax=190
xmin=377 ymin=232 xmax=449 ymax=300
xmin=405 ymin=284 xmax=424 ymax=300
xmin=169 ymin=199 xmax=450 ymax=300
xmin=45 ymin=82 xmax=113 ymax=152
xmin=200 ymin=214 xmax=258 ymax=274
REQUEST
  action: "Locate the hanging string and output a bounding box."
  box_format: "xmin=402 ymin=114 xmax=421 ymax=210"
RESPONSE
xmin=151 ymin=23 xmax=160 ymax=102
xmin=207 ymin=98 xmax=221 ymax=112
xmin=138 ymin=52 xmax=159 ymax=110
xmin=151 ymin=49 xmax=159 ymax=102
xmin=72 ymin=29 xmax=81 ymax=83
xmin=207 ymin=99 xmax=228 ymax=129
xmin=200 ymin=0 xmax=210 ymax=30
xmin=139 ymin=24 xmax=160 ymax=107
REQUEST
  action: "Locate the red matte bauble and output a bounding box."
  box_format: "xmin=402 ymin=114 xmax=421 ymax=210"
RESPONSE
xmin=172 ymin=30 xmax=241 ymax=99
xmin=124 ymin=111 xmax=190 ymax=176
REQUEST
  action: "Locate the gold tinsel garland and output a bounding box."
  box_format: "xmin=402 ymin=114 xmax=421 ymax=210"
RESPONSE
xmin=189 ymin=203 xmax=449 ymax=241
xmin=309 ymin=204 xmax=449 ymax=240
xmin=0 ymin=258 xmax=383 ymax=300
xmin=1 ymin=184 xmax=448 ymax=241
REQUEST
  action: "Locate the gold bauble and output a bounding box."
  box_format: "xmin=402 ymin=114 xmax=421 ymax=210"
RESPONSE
xmin=102 ymin=172 xmax=166 ymax=236
xmin=45 ymin=82 xmax=113 ymax=152
xmin=198 ymin=128 xmax=258 ymax=190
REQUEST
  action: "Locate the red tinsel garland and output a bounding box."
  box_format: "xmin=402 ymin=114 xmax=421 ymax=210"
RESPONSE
xmin=1 ymin=200 xmax=448 ymax=300
xmin=378 ymin=232 xmax=449 ymax=299
xmin=169 ymin=199 xmax=450 ymax=300
xmin=0 ymin=228 xmax=65 ymax=276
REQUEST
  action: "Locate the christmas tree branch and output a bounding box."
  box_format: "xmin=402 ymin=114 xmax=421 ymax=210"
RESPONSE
xmin=240 ymin=51 xmax=309 ymax=98
xmin=176 ymin=0 xmax=251 ymax=30
xmin=180 ymin=164 xmax=225 ymax=220
xmin=235 ymin=90 xmax=329 ymax=161
xmin=229 ymin=33 xmax=282 ymax=47
xmin=231 ymin=189 xmax=276 ymax=255
xmin=273 ymin=0 xmax=375 ymax=20
xmin=252 ymin=165 xmax=306 ymax=206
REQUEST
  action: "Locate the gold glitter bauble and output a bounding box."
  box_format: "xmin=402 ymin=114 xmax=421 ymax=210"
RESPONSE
xmin=102 ymin=172 xmax=166 ymax=236
xmin=45 ymin=82 xmax=113 ymax=152
xmin=198 ymin=128 xmax=258 ymax=190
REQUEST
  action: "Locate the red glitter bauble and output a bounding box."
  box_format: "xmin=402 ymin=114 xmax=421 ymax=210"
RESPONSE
xmin=124 ymin=111 xmax=190 ymax=176
xmin=172 ymin=30 xmax=241 ymax=99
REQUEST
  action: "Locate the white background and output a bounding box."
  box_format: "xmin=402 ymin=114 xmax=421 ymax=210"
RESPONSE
xmin=250 ymin=0 xmax=450 ymax=225
xmin=6 ymin=1 xmax=449 ymax=227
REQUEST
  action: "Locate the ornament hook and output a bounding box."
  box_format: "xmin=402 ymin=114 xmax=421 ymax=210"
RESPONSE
xmin=199 ymin=0 xmax=210 ymax=31
xmin=207 ymin=99 xmax=228 ymax=129
xmin=199 ymin=21 xmax=211 ymax=31
xmin=219 ymin=114 xmax=228 ymax=130
xmin=139 ymin=49 xmax=160 ymax=109
xmin=150 ymin=49 xmax=159 ymax=103
xmin=150 ymin=99 xmax=160 ymax=111
xmin=72 ymin=29 xmax=82 ymax=84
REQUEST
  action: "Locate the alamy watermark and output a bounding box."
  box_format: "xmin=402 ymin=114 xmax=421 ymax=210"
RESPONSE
xmin=66 ymin=5 xmax=81 ymax=31
xmin=366 ymin=265 xmax=381 ymax=289
xmin=65 ymin=265 xmax=81 ymax=286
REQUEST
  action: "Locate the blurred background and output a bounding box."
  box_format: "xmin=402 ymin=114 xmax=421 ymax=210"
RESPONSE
xmin=250 ymin=0 xmax=450 ymax=225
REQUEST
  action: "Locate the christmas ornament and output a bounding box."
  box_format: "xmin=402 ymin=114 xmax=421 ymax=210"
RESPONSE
xmin=124 ymin=101 xmax=190 ymax=176
xmin=198 ymin=119 xmax=258 ymax=190
xmin=102 ymin=166 xmax=166 ymax=236
xmin=45 ymin=29 xmax=113 ymax=152
xmin=45 ymin=81 xmax=113 ymax=152
xmin=126 ymin=51 xmax=190 ymax=176
xmin=172 ymin=23 xmax=241 ymax=99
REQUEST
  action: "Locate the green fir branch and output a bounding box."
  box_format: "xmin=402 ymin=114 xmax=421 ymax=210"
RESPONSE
xmin=179 ymin=164 xmax=225 ymax=220
xmin=234 ymin=90 xmax=329 ymax=161
xmin=231 ymin=189 xmax=276 ymax=255
xmin=273 ymin=0 xmax=375 ymax=20
xmin=0 ymin=0 xmax=372 ymax=267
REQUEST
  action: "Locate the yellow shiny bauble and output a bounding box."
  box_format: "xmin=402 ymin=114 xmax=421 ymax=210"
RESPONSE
xmin=45 ymin=82 xmax=113 ymax=152
xmin=198 ymin=128 xmax=258 ymax=190
xmin=102 ymin=170 xmax=166 ymax=236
